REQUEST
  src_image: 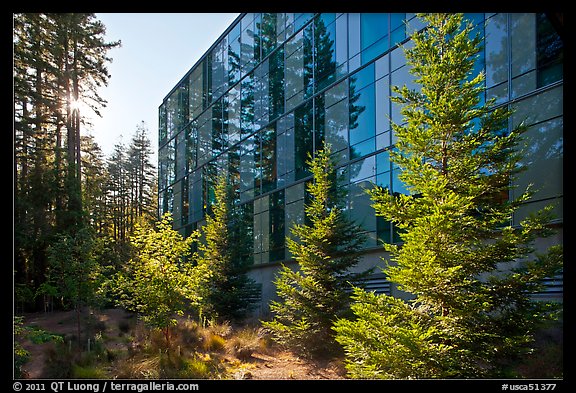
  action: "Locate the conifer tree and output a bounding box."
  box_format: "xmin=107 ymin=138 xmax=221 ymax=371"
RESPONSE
xmin=192 ymin=172 xmax=260 ymax=322
xmin=334 ymin=13 xmax=563 ymax=378
xmin=113 ymin=213 xmax=197 ymax=347
xmin=263 ymin=142 xmax=369 ymax=357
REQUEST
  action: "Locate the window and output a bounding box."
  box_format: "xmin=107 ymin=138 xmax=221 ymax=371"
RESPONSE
xmin=269 ymin=47 xmax=285 ymax=120
xmin=277 ymin=113 xmax=295 ymax=187
xmin=158 ymin=104 xmax=167 ymax=144
xmin=269 ymin=189 xmax=285 ymax=262
xmin=175 ymin=130 xmax=187 ymax=180
xmin=315 ymin=13 xmax=337 ymax=92
xmin=295 ymin=101 xmax=314 ymax=180
xmin=239 ymin=135 xmax=256 ymax=203
xmin=225 ymin=86 xmax=241 ymax=145
xmin=188 ymin=169 xmax=203 ymax=223
xmin=240 ymin=13 xmax=257 ymax=75
xmin=241 ymin=72 xmax=255 ymax=137
xmin=349 ymin=65 xmax=376 ymax=158
xmin=211 ymin=37 xmax=228 ymax=101
xmin=256 ymin=124 xmax=277 ymax=195
xmin=189 ymin=66 xmax=204 ymax=120
xmin=212 ymin=98 xmax=227 ymax=157
xmin=537 ymin=13 xmax=563 ymax=87
xmin=228 ymin=23 xmax=241 ymax=87
xmin=325 ymin=80 xmax=349 ymax=161
xmin=361 ymin=13 xmax=388 ymax=53
xmin=285 ymin=30 xmax=305 ymax=112
xmin=197 ymin=109 xmax=212 ymax=166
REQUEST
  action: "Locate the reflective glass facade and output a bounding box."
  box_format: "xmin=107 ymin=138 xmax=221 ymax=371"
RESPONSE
xmin=159 ymin=13 xmax=563 ymax=308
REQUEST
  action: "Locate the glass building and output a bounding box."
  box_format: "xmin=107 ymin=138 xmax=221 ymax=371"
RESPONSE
xmin=158 ymin=13 xmax=563 ymax=315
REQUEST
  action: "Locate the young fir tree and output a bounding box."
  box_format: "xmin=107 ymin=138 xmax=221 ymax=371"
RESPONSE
xmin=113 ymin=213 xmax=197 ymax=347
xmin=192 ymin=172 xmax=260 ymax=322
xmin=334 ymin=13 xmax=563 ymax=378
xmin=263 ymin=142 xmax=370 ymax=357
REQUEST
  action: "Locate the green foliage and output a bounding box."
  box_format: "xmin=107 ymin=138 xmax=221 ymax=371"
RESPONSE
xmin=263 ymin=142 xmax=370 ymax=357
xmin=334 ymin=13 xmax=563 ymax=378
xmin=113 ymin=213 xmax=198 ymax=346
xmin=15 ymin=318 xmax=67 ymax=379
xmin=192 ymin=172 xmax=260 ymax=322
xmin=335 ymin=288 xmax=452 ymax=379
xmin=44 ymin=227 xmax=104 ymax=313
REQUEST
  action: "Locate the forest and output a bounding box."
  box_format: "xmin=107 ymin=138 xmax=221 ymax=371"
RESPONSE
xmin=14 ymin=13 xmax=156 ymax=313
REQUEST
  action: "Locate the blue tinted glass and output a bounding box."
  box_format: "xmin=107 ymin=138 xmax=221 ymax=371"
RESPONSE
xmin=392 ymin=167 xmax=409 ymax=195
xmin=464 ymin=13 xmax=484 ymax=27
xmin=376 ymin=150 xmax=390 ymax=173
xmin=361 ymin=13 xmax=388 ymax=50
xmin=350 ymin=155 xmax=375 ymax=182
xmin=319 ymin=13 xmax=335 ymax=27
xmin=350 ymin=62 xmax=375 ymax=91
xmin=295 ymin=13 xmax=314 ymax=31
xmin=390 ymin=26 xmax=405 ymax=46
xmin=348 ymin=13 xmax=361 ymax=57
xmin=376 ymin=171 xmax=390 ymax=190
xmin=362 ymin=36 xmax=388 ymax=64
xmin=349 ymin=83 xmax=375 ymax=146
xmin=350 ymin=137 xmax=375 ymax=159
xmin=390 ymin=13 xmax=405 ymax=31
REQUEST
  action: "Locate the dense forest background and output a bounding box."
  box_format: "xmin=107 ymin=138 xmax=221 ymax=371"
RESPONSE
xmin=14 ymin=13 xmax=158 ymax=313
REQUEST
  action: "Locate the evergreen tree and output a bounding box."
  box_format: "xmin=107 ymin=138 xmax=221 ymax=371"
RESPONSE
xmin=192 ymin=172 xmax=260 ymax=322
xmin=263 ymin=142 xmax=369 ymax=357
xmin=44 ymin=227 xmax=102 ymax=347
xmin=14 ymin=13 xmax=119 ymax=310
xmin=113 ymin=213 xmax=197 ymax=347
xmin=334 ymin=13 xmax=563 ymax=378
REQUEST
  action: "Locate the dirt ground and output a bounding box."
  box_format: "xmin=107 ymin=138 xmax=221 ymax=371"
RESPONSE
xmin=18 ymin=309 xmax=346 ymax=380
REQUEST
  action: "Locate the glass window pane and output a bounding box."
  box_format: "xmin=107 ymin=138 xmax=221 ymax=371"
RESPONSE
xmin=349 ymin=83 xmax=375 ymax=146
xmin=515 ymin=117 xmax=563 ymax=202
xmin=350 ymin=137 xmax=375 ymax=159
xmin=325 ymin=79 xmax=347 ymax=107
xmin=285 ymin=31 xmax=305 ymax=111
xmin=511 ymin=13 xmax=536 ymax=78
xmin=315 ymin=15 xmax=337 ymax=92
xmin=349 ymin=179 xmax=376 ymax=232
xmin=260 ymin=13 xmax=278 ymax=58
xmin=375 ymin=53 xmax=389 ymax=80
xmin=392 ymin=167 xmax=409 ymax=195
xmin=512 ymin=85 xmax=562 ymax=128
xmin=511 ymin=70 xmax=537 ymax=98
xmin=325 ymin=99 xmax=349 ymax=153
xmin=375 ymin=77 xmax=390 ymax=134
xmin=351 ymin=62 xmax=374 ymax=91
xmin=376 ymin=150 xmax=390 ymax=174
xmin=335 ymin=14 xmax=348 ymax=68
xmin=485 ymin=13 xmax=509 ymax=88
xmin=197 ymin=111 xmax=212 ymax=166
xmin=241 ymin=72 xmax=255 ymax=136
xmin=240 ymin=136 xmax=256 ymax=202
xmin=362 ymin=36 xmax=389 ymax=65
xmin=350 ymin=155 xmax=375 ymax=183
xmin=269 ymin=47 xmax=285 ymax=120
xmin=377 ymin=216 xmax=392 ymax=245
xmin=536 ymin=13 xmax=563 ymax=87
xmin=257 ymin=125 xmax=277 ymax=194
xmin=348 ymin=13 xmax=361 ymax=57
xmin=390 ymin=13 xmax=405 ymax=31
xmin=269 ymin=189 xmax=285 ymax=262
xmin=361 ymin=13 xmax=388 ymax=50
xmin=295 ymin=101 xmax=314 ymax=180
xmin=277 ymin=113 xmax=295 ymax=186
xmin=487 ymin=82 xmax=508 ymax=105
